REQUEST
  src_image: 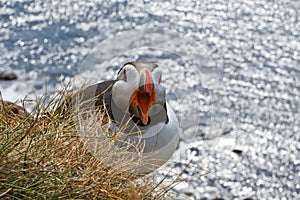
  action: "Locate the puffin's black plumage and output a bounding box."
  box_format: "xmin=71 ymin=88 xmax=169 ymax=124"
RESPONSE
xmin=71 ymin=80 xmax=117 ymax=125
xmin=94 ymin=80 xmax=117 ymax=122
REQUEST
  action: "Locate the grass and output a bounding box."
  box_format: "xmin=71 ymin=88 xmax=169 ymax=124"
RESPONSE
xmin=0 ymin=86 xmax=182 ymax=200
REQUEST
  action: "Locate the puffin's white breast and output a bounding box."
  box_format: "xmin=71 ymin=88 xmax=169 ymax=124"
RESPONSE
xmin=114 ymin=102 xmax=180 ymax=174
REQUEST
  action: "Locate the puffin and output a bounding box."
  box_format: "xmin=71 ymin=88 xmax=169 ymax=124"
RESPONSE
xmin=72 ymin=61 xmax=180 ymax=174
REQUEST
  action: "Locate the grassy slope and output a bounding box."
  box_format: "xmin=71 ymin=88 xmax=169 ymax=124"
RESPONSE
xmin=0 ymin=89 xmax=175 ymax=199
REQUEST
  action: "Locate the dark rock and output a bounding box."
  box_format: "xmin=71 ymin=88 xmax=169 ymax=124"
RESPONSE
xmin=184 ymin=192 xmax=193 ymax=196
xmin=0 ymin=72 xmax=18 ymax=80
xmin=189 ymin=147 xmax=200 ymax=156
xmin=232 ymin=149 xmax=243 ymax=156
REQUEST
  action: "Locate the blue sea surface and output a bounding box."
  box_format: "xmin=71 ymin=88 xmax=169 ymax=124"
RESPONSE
xmin=0 ymin=0 xmax=299 ymax=199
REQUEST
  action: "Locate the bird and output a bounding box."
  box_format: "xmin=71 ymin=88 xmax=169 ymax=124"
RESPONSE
xmin=72 ymin=61 xmax=180 ymax=174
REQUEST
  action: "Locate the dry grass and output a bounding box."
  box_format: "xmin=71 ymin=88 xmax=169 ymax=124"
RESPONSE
xmin=0 ymin=87 xmax=180 ymax=200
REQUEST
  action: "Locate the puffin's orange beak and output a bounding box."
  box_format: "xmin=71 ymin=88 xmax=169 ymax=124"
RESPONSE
xmin=131 ymin=69 xmax=156 ymax=125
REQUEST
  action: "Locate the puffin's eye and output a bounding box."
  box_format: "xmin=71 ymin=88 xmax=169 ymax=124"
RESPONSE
xmin=158 ymin=74 xmax=162 ymax=84
xmin=123 ymin=69 xmax=127 ymax=81
xmin=118 ymin=68 xmax=127 ymax=81
xmin=152 ymin=69 xmax=163 ymax=84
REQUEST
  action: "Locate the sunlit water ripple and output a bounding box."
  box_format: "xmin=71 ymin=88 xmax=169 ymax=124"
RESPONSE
xmin=0 ymin=0 xmax=299 ymax=199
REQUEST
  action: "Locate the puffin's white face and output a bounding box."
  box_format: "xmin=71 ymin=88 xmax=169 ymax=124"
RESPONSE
xmin=112 ymin=62 xmax=164 ymax=126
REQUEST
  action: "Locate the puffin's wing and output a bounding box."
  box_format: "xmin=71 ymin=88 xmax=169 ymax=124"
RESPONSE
xmin=72 ymin=80 xmax=117 ymax=124
xmin=93 ymin=80 xmax=117 ymax=121
xmin=55 ymin=80 xmax=117 ymax=125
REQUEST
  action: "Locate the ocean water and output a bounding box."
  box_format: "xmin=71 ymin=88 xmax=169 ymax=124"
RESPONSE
xmin=0 ymin=0 xmax=299 ymax=199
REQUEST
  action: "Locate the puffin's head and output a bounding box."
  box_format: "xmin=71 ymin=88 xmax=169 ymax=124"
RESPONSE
xmin=112 ymin=61 xmax=165 ymax=126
